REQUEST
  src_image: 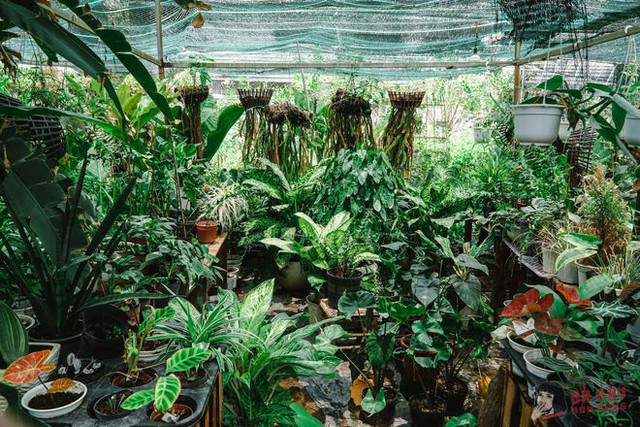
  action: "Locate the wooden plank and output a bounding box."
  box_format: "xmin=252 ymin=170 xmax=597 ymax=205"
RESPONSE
xmin=501 ymin=367 xmax=518 ymax=427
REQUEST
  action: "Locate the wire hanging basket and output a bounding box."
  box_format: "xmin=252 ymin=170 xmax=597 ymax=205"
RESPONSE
xmin=177 ymin=86 xmax=210 ymax=104
xmin=388 ymin=90 xmax=426 ymax=109
xmin=237 ymin=89 xmax=273 ymax=109
xmin=0 ymin=93 xmax=66 ymax=163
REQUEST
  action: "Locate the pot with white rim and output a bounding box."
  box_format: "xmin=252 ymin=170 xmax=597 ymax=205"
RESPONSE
xmin=0 ymin=343 xmax=62 ymax=392
xmin=21 ymin=379 xmax=87 ymax=419
xmin=507 ymin=332 xmax=537 ymax=378
xmin=513 ymin=104 xmax=563 ymax=146
xmin=523 ymin=349 xmax=573 ymax=398
xmin=555 ymin=261 xmax=578 ymax=284
xmin=227 ymin=268 xmax=238 ymax=290
xmin=575 ymin=261 xmax=597 ymax=286
xmin=621 ymin=115 xmax=640 ymax=146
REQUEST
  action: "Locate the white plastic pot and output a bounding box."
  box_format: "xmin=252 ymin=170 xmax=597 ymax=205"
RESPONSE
xmin=507 ymin=332 xmax=537 ymax=354
xmin=21 ymin=380 xmax=87 ymax=419
xmin=556 ymin=261 xmax=578 ymax=285
xmin=541 ymin=249 xmax=557 ymax=274
xmin=227 ymin=273 xmax=238 ymax=290
xmin=621 ymin=116 xmax=640 ymax=146
xmin=513 ymin=104 xmax=563 ymax=145
xmin=523 ymin=349 xmax=571 ymax=379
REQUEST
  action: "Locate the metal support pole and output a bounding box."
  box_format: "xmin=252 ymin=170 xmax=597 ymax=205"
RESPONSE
xmin=155 ymin=0 xmax=165 ymax=79
xmin=514 ymin=40 xmax=522 ymax=104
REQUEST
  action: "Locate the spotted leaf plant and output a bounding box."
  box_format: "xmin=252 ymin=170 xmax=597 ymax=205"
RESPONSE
xmin=121 ymin=347 xmax=211 ymax=418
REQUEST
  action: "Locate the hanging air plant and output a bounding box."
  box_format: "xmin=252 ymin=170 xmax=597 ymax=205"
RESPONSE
xmin=177 ymin=85 xmax=209 ymax=158
xmin=264 ymin=102 xmax=312 ymax=180
xmin=379 ymin=90 xmax=425 ymax=175
xmin=238 ymin=88 xmax=273 ymax=164
xmin=325 ymin=89 xmax=375 ymax=156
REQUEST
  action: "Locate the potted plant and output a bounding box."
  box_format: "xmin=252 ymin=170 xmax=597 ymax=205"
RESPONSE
xmin=197 ymin=182 xmax=249 ymax=244
xmin=92 ymin=390 xmax=133 ymax=421
xmin=0 ymin=130 xmax=165 ymax=345
xmin=2 ymin=350 xmax=86 ymax=419
xmin=262 ymin=211 xmax=379 ymax=307
xmin=111 ymin=306 xmax=175 ymax=388
xmin=120 ymin=347 xmax=211 ymax=423
xmin=620 ymin=111 xmax=640 ymax=146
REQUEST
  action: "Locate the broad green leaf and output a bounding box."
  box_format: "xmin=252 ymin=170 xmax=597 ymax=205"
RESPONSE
xmin=456 ymin=254 xmax=488 ymax=275
xmin=558 ymin=233 xmax=602 ymax=249
xmin=121 ymin=389 xmax=155 ymax=411
xmin=365 ymin=328 xmax=395 ymax=369
xmin=166 ymin=347 xmax=211 ymax=374
xmin=290 ymin=403 xmax=324 ymax=426
xmin=294 ymin=212 xmax=322 ymax=243
xmin=445 ymin=413 xmax=478 ymax=427
xmin=451 ymin=275 xmax=481 ymax=311
xmin=361 ymin=388 xmax=386 ymax=416
xmin=203 ymin=104 xmax=244 ymax=159
xmin=555 ymin=248 xmax=597 ymax=272
xmin=579 ymin=274 xmax=613 ymax=299
xmin=338 ymin=291 xmax=375 ymax=318
xmin=239 ymin=279 xmax=274 ymax=333
xmin=154 ymin=374 xmax=181 ymax=412
xmin=589 ymin=301 xmax=637 ymax=319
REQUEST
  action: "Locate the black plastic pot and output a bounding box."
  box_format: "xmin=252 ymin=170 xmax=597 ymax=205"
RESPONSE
xmin=81 ymin=305 xmax=130 ymax=360
xmin=29 ymin=326 xmax=82 ymax=360
xmin=358 ymin=388 xmax=397 ymax=426
xmin=408 ymin=394 xmax=446 ymax=427
xmin=439 ymin=377 xmax=469 ymax=416
xmin=92 ymin=391 xmax=133 ymax=421
xmin=327 ymin=268 xmax=363 ymax=307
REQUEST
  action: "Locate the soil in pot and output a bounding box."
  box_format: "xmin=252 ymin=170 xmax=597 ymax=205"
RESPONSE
xmin=29 ymin=391 xmax=83 ymax=410
xmin=358 ymin=388 xmax=397 ymax=426
xmin=111 ymin=369 xmax=156 ymax=388
xmin=146 ymin=396 xmax=196 ymax=423
xmin=408 ymin=394 xmax=446 ymax=426
xmin=438 ymin=377 xmax=469 ymax=416
xmin=327 ymin=268 xmax=363 ymax=308
xmin=93 ymin=390 xmax=133 ymax=420
xmin=176 ymin=368 xmax=207 ymax=388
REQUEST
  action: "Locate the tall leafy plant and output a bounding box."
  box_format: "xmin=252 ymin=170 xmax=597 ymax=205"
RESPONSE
xmin=0 ymin=124 xmax=163 ymax=338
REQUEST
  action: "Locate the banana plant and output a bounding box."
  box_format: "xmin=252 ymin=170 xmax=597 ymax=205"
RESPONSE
xmin=0 ymin=124 xmax=167 ymax=338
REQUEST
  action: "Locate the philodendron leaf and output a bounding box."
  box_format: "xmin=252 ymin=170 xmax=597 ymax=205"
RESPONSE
xmin=555 ymin=248 xmax=597 ymax=272
xmin=121 ymin=388 xmax=155 ymax=410
xmin=290 ymin=403 xmax=324 ymax=426
xmin=165 ymin=347 xmax=211 ymax=374
xmin=365 ymin=329 xmax=395 ymax=370
xmin=361 ymin=389 xmax=386 ymax=416
xmin=579 ymin=274 xmax=613 ymax=299
xmin=154 ymin=374 xmax=181 ymax=413
xmin=338 ymin=291 xmax=376 ymax=318
xmin=456 ymin=254 xmax=488 ymax=275
xmin=451 ymin=275 xmax=481 ymax=311
xmin=558 ymin=233 xmax=602 ymax=249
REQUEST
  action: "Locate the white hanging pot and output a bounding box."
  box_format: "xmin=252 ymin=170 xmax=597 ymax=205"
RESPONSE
xmin=513 ymin=104 xmax=563 ymax=145
xmin=621 ymin=116 xmax=640 ymax=146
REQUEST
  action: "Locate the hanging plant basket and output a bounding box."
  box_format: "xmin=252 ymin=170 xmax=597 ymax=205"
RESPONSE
xmin=177 ymin=86 xmax=209 ymax=104
xmin=513 ymin=104 xmax=563 ymax=146
xmin=325 ymin=89 xmax=375 ymax=155
xmin=237 ymin=88 xmax=273 ymax=109
xmin=0 ymin=93 xmax=66 ymax=164
xmin=621 ymin=115 xmax=640 ymax=147
xmin=388 ymin=90 xmax=425 ymax=109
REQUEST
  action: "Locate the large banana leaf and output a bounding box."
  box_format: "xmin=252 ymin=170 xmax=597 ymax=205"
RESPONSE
xmin=203 ymin=104 xmax=244 ymax=160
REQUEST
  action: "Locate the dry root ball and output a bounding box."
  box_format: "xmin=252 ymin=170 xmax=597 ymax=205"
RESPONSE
xmin=177 ymin=86 xmax=209 ymax=104
xmin=330 ymin=89 xmax=371 ymax=116
xmin=265 ymin=102 xmax=311 ymax=127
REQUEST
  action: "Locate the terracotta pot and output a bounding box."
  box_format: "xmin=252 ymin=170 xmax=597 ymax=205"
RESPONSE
xmin=195 ymin=221 xmax=218 ymax=244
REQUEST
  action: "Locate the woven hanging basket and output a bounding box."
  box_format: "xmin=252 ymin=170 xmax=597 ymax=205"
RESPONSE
xmin=388 ymin=90 xmax=426 ymax=109
xmin=237 ymin=89 xmax=273 ymax=109
xmin=177 ymin=86 xmax=210 ymax=104
xmin=0 ymin=93 xmax=66 ymax=163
